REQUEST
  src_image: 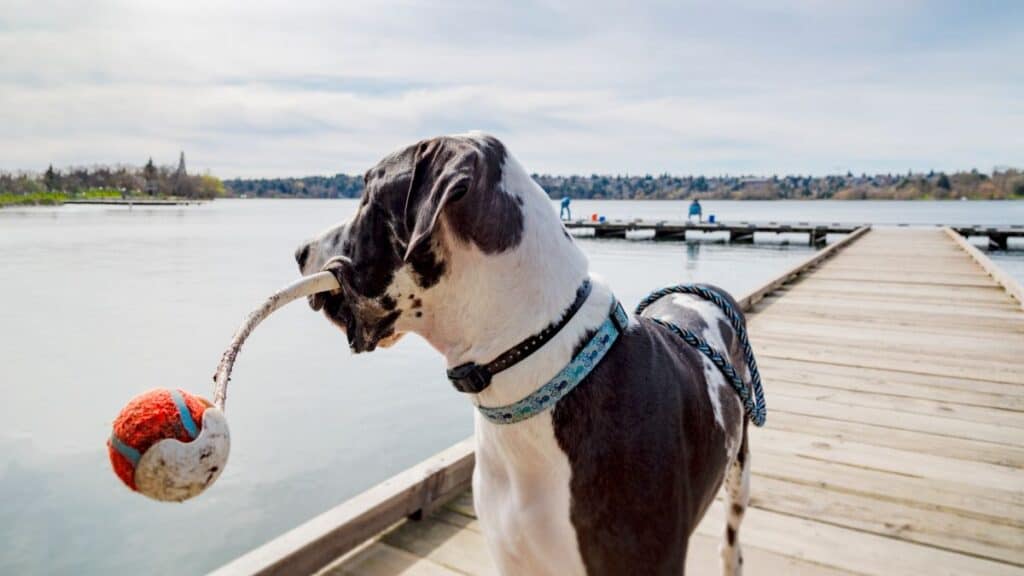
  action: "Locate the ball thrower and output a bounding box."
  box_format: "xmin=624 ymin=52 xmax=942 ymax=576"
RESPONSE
xmin=107 ymin=267 xmax=344 ymax=502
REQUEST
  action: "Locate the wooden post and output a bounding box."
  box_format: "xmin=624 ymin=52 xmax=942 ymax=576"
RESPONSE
xmin=811 ymin=228 xmax=828 ymax=247
xmin=731 ymin=231 xmax=755 ymax=244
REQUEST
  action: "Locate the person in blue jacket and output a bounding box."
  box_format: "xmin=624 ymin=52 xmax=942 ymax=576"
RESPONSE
xmin=688 ymin=198 xmax=702 ymax=223
xmin=560 ymin=196 xmax=572 ymax=220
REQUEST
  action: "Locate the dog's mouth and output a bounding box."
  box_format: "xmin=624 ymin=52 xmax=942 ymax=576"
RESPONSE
xmin=308 ymin=292 xmax=327 ymax=312
xmin=316 ymin=256 xmax=397 ymax=354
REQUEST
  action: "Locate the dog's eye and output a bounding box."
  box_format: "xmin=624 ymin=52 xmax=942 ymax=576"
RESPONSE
xmin=448 ymin=184 xmax=468 ymax=202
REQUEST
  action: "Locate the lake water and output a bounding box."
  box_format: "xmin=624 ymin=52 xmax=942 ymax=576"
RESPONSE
xmin=1 ymin=199 xmax=1021 ymax=575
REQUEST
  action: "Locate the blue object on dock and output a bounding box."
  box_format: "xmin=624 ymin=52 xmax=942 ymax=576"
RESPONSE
xmin=598 ymin=215 xmax=606 ymax=223
xmin=708 ymin=214 xmax=716 ymax=224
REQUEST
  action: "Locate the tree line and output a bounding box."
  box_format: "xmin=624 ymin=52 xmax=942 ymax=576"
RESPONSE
xmin=532 ymin=170 xmax=1024 ymax=200
xmin=0 ymin=154 xmax=224 ymax=205
xmin=6 ymin=163 xmax=1021 ymax=205
xmin=224 ymin=168 xmax=1023 ymax=201
xmin=224 ymin=173 xmax=364 ymax=199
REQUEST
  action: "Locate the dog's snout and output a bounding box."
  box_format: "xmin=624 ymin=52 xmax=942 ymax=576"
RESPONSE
xmin=295 ymin=243 xmax=312 ymax=271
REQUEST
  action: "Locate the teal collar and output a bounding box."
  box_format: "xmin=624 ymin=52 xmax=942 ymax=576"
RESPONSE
xmin=476 ymin=299 xmax=629 ymax=424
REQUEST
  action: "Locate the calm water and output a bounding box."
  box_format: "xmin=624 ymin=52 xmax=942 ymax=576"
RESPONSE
xmin=1 ymin=199 xmax=1021 ymax=575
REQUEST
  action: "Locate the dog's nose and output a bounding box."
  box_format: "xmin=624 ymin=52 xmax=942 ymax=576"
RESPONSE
xmin=295 ymin=243 xmax=312 ymax=271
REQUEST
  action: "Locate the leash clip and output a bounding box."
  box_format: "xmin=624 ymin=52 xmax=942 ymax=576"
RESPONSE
xmin=447 ymin=362 xmax=493 ymax=394
xmin=611 ymin=301 xmax=629 ymax=332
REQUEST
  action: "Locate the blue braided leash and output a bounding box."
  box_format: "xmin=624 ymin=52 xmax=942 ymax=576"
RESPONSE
xmin=635 ymin=285 xmax=766 ymax=426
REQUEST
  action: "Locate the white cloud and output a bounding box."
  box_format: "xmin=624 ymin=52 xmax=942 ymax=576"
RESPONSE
xmin=1 ymin=0 xmax=1021 ymax=177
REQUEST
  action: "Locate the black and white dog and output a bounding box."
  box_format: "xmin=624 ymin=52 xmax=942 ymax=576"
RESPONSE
xmin=295 ymin=133 xmax=752 ymax=575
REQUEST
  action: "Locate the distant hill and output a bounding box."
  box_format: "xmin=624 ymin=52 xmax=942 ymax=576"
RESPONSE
xmin=225 ymin=169 xmax=1024 ymax=201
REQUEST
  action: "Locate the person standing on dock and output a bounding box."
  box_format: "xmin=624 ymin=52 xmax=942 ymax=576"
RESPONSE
xmin=688 ymin=198 xmax=702 ymax=223
xmin=560 ymin=196 xmax=572 ymax=220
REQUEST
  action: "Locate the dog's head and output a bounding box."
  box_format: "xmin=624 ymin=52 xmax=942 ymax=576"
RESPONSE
xmin=295 ymin=133 xmax=524 ymax=353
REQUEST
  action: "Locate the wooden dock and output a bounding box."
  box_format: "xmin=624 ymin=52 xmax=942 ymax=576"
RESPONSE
xmin=951 ymin=225 xmax=1024 ymax=250
xmin=567 ymin=219 xmax=1024 ymax=249
xmin=565 ymin=219 xmax=864 ymax=245
xmin=215 ymin=226 xmax=1024 ymax=576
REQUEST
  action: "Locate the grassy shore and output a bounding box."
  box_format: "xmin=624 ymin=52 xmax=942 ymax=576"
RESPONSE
xmin=0 ymin=188 xmax=173 ymax=207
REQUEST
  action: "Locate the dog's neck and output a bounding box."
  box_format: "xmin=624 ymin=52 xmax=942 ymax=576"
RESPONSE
xmin=414 ymin=153 xmax=609 ymax=407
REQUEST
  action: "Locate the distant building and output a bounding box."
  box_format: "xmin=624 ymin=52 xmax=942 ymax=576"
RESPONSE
xmin=173 ymin=151 xmax=189 ymax=196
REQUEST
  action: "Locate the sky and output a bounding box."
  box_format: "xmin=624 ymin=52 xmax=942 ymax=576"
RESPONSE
xmin=1 ymin=0 xmax=1021 ymax=178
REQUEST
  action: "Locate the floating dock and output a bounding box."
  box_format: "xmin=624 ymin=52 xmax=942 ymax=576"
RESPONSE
xmin=950 ymin=225 xmax=1024 ymax=250
xmin=565 ymin=219 xmax=1024 ymax=249
xmin=215 ymin=226 xmax=1024 ymax=576
xmin=566 ymin=219 xmax=864 ymax=245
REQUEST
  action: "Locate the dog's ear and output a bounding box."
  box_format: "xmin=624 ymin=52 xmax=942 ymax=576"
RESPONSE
xmin=403 ymin=139 xmax=477 ymax=261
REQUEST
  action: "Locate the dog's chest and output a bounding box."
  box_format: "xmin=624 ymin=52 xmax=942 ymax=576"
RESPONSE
xmin=472 ymin=413 xmax=587 ymax=576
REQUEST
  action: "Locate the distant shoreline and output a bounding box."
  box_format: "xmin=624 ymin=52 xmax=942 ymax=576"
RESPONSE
xmin=0 ymin=192 xmax=207 ymax=208
xmin=225 ymin=169 xmax=1024 ymax=202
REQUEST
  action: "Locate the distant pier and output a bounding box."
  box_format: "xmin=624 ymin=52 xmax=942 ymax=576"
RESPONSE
xmin=566 ymin=219 xmax=863 ymax=246
xmin=950 ymin=225 xmax=1024 ymax=250
xmin=565 ymin=219 xmax=1024 ymax=248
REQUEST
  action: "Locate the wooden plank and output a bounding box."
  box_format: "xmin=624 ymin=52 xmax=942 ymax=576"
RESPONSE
xmin=443 ymin=491 xmax=475 ymax=519
xmin=821 ymin=265 xmax=988 ymax=278
xmin=781 ymin=285 xmax=1019 ymax=308
xmin=808 ymin=273 xmax=998 ymax=288
xmin=766 ymin=380 xmax=1024 ymax=428
xmin=322 ymin=543 xmax=464 ymax=576
xmin=823 ymin=259 xmax=983 ymax=272
xmin=756 ymin=294 xmax=1024 ymax=322
xmin=752 ymin=447 xmax=1024 ymax=526
xmin=756 ymin=311 xmax=1024 ymax=337
xmin=946 ymin=227 xmax=1024 ymax=309
xmin=765 ymin=410 xmax=1024 ymax=468
xmin=381 ymin=513 xmax=498 ymax=576
xmin=759 ymin=361 xmax=1024 ymax=410
xmin=756 ymin=313 xmax=1024 ymax=345
xmin=694 ymin=501 xmax=1022 ymax=576
xmin=211 ymin=439 xmax=475 ymax=576
xmin=753 ymin=313 xmax=1023 ymax=345
xmin=752 ymin=303 xmax=1024 ymax=335
xmin=787 ymin=278 xmax=1017 ymax=304
xmin=765 ymin=394 xmax=1024 ymax=447
xmin=751 ymin=427 xmax=1024 ymax=494
xmin=757 ymin=356 xmax=1024 ymax=399
xmin=747 ymin=476 xmax=1024 ymax=565
xmin=751 ymin=323 xmax=1024 ymax=363
xmin=755 ymin=341 xmax=1024 ymax=385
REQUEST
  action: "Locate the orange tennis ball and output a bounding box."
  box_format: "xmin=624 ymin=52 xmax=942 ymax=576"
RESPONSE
xmin=108 ymin=388 xmax=230 ymax=502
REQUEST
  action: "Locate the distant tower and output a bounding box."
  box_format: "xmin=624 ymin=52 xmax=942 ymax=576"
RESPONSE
xmin=173 ymin=151 xmax=188 ymax=196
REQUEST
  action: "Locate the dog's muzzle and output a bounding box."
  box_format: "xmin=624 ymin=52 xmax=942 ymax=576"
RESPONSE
xmin=316 ymin=255 xmax=388 ymax=354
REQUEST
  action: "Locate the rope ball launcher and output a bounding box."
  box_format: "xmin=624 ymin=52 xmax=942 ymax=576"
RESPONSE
xmin=107 ymin=269 xmax=343 ymax=502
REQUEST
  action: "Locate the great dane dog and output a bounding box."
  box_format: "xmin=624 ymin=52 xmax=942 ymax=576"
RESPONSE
xmin=295 ymin=133 xmax=752 ymax=575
